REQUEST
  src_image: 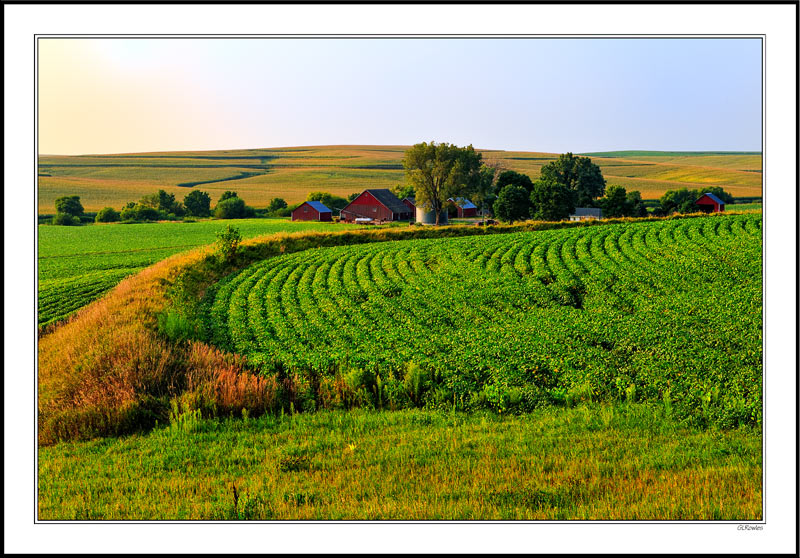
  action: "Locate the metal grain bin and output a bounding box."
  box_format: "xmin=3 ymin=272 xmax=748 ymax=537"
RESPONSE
xmin=415 ymin=206 xmax=448 ymax=225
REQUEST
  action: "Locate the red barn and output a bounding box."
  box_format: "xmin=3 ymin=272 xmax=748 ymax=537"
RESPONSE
xmin=292 ymin=201 xmax=333 ymax=221
xmin=402 ymin=197 xmax=416 ymax=213
xmin=448 ymin=197 xmax=478 ymax=218
xmin=695 ymin=193 xmax=726 ymax=213
xmin=339 ymin=189 xmax=412 ymax=222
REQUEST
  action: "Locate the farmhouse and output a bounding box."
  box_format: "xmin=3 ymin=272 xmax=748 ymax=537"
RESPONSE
xmin=695 ymin=192 xmax=726 ymax=213
xmin=448 ymin=197 xmax=478 ymax=218
xmin=340 ymin=189 xmax=413 ymax=222
xmin=292 ymin=201 xmax=333 ymax=222
xmin=569 ymin=208 xmax=603 ymax=221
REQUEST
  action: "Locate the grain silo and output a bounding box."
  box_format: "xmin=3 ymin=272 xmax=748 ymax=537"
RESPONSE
xmin=415 ymin=205 xmax=448 ymax=225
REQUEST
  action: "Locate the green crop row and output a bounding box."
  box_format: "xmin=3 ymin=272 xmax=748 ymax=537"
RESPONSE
xmin=198 ymin=214 xmax=763 ymax=428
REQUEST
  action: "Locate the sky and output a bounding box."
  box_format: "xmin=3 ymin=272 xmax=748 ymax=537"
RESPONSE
xmin=38 ymin=38 xmax=762 ymax=155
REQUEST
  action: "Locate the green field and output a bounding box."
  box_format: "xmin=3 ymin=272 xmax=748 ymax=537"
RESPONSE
xmin=37 ymin=213 xmax=763 ymax=520
xmin=196 ymin=214 xmax=762 ymax=428
xmin=38 ymin=146 xmax=763 ymax=212
xmin=37 ymin=218 xmax=367 ymax=328
xmin=38 ymin=405 xmax=761 ymax=520
xmin=730 ymin=203 xmax=763 ymax=211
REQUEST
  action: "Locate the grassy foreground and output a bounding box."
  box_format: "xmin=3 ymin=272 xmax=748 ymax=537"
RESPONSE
xmin=38 ymin=404 xmax=761 ymax=521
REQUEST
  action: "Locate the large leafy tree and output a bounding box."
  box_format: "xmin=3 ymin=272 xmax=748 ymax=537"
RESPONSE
xmin=626 ymin=190 xmax=649 ymax=217
xmin=597 ymin=186 xmax=649 ymax=218
xmin=403 ymin=141 xmax=483 ymax=225
xmin=460 ymin=165 xmax=498 ymax=217
xmin=529 ymin=179 xmax=576 ymax=221
xmin=496 ymin=170 xmax=534 ymax=194
xmin=599 ymin=185 xmax=631 ymax=218
xmin=391 ymin=184 xmax=416 ymax=201
xmin=493 ymin=184 xmax=530 ymax=223
xmin=539 ymin=153 xmax=606 ymax=207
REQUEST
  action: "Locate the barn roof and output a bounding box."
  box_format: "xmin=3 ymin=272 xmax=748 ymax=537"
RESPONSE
xmin=570 ymin=207 xmax=602 ymax=217
xmin=304 ymin=201 xmax=332 ymax=213
xmin=403 ymin=197 xmax=416 ymax=206
xmin=364 ymin=189 xmax=410 ymax=214
xmin=449 ymin=197 xmax=477 ymax=210
xmin=698 ymin=193 xmax=725 ymax=205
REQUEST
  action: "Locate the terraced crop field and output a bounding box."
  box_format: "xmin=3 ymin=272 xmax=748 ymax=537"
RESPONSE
xmin=200 ymin=213 xmax=762 ymax=427
xmin=37 ymin=218 xmax=363 ymax=328
xmin=38 ymin=146 xmax=762 ymax=212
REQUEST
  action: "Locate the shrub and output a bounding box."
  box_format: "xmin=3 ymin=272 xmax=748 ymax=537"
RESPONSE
xmin=268 ymin=197 xmax=288 ymax=212
xmin=184 ymin=190 xmax=212 ymax=217
xmin=214 ymin=197 xmax=253 ymax=219
xmin=140 ymin=189 xmax=185 ymax=216
xmin=52 ymin=213 xmax=81 ymax=226
xmin=54 ymin=195 xmax=84 ymax=217
xmin=215 ymin=225 xmax=242 ymax=263
xmin=95 ymin=207 xmax=121 ymax=223
xmin=120 ymin=204 xmax=163 ymax=222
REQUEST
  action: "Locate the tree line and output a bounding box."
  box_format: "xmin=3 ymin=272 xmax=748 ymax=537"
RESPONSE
xmin=400 ymin=142 xmax=645 ymax=223
xmin=51 ymin=190 xmax=285 ymax=225
xmin=50 ymin=189 xmax=368 ymax=225
xmin=400 ymin=141 xmax=736 ymax=223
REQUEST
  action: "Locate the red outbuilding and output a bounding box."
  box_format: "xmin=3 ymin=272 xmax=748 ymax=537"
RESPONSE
xmin=402 ymin=197 xmax=416 ymax=213
xmin=448 ymin=197 xmax=479 ymax=218
xmin=695 ymin=193 xmax=726 ymax=213
xmin=292 ymin=201 xmax=333 ymax=221
xmin=339 ymin=189 xmax=413 ymax=222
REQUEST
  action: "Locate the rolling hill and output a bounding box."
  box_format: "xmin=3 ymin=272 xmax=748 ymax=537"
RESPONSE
xmin=38 ymin=146 xmax=763 ymax=212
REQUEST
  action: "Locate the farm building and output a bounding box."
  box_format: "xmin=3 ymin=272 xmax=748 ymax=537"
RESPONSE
xmin=402 ymin=197 xmax=416 ymax=214
xmin=292 ymin=201 xmax=333 ymax=222
xmin=448 ymin=197 xmax=478 ymax=218
xmin=569 ymin=208 xmax=603 ymax=221
xmin=340 ymin=189 xmax=413 ymax=222
xmin=695 ymin=192 xmax=726 ymax=213
xmin=415 ymin=202 xmax=449 ymax=225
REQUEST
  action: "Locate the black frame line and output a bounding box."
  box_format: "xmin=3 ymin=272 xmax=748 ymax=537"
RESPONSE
xmin=33 ymin=32 xmax=769 ymax=527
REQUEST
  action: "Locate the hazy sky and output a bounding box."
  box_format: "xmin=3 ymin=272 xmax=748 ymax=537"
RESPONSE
xmin=38 ymin=38 xmax=762 ymax=155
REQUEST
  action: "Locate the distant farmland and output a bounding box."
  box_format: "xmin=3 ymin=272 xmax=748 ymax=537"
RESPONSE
xmin=38 ymin=146 xmax=763 ymax=212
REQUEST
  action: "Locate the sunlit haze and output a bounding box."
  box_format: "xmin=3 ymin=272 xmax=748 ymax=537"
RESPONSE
xmin=38 ymin=38 xmax=762 ymax=155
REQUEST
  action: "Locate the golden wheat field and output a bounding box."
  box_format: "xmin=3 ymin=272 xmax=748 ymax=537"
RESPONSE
xmin=37 ymin=146 xmax=762 ymax=212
